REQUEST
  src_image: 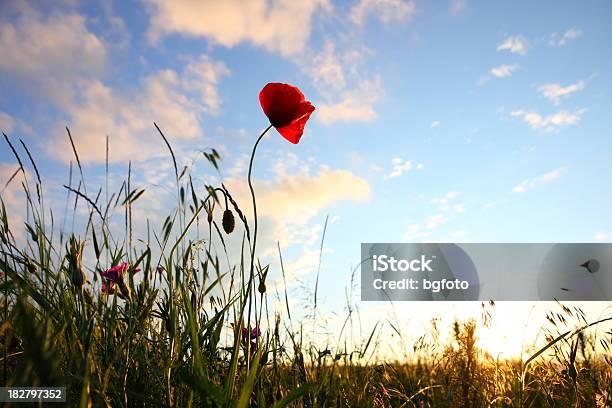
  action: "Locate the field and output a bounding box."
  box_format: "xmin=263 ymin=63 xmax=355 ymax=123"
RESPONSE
xmin=1 ymin=128 xmax=611 ymax=407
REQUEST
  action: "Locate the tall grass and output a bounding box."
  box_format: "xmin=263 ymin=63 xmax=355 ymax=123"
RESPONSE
xmin=0 ymin=127 xmax=611 ymax=407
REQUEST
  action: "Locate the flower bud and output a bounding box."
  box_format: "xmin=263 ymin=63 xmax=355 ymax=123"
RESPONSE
xmin=222 ymin=209 xmax=235 ymax=234
xmin=206 ymin=205 xmax=213 ymax=224
xmin=67 ymin=236 xmax=85 ymax=287
xmin=258 ymin=281 xmax=266 ymax=294
xmin=25 ymin=259 xmax=36 ymax=274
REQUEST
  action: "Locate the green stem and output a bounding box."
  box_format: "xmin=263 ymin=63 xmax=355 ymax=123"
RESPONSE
xmin=247 ymin=124 xmax=273 ymax=273
xmin=245 ymin=124 xmax=273 ymax=368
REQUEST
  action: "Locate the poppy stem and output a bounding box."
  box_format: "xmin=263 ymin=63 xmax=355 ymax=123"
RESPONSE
xmin=248 ymin=124 xmax=273 ymax=262
xmin=246 ymin=124 xmax=273 ymax=328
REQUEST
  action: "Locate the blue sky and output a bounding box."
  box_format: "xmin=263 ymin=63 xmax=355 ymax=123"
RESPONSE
xmin=1 ymin=0 xmax=611 ymax=357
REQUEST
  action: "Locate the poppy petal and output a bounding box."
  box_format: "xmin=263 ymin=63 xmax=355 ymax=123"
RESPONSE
xmin=259 ymin=83 xmax=315 ymax=143
xmin=259 ymin=83 xmax=306 ymax=127
xmin=275 ymin=103 xmax=315 ymax=144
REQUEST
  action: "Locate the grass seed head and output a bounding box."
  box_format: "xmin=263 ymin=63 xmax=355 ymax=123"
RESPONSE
xmin=222 ymin=209 xmax=235 ymax=234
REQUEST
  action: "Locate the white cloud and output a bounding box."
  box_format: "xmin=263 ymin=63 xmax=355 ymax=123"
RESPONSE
xmin=482 ymin=203 xmax=493 ymax=210
xmin=497 ymin=36 xmax=527 ymax=55
xmin=512 ymin=167 xmax=568 ymax=193
xmin=549 ymin=28 xmax=582 ymax=47
xmin=227 ymin=166 xmax=370 ymax=226
xmin=594 ymin=232 xmax=610 ymax=241
xmin=510 ymin=108 xmax=587 ymax=132
xmin=0 ymin=112 xmax=16 ymax=133
xmin=46 ymin=55 xmax=229 ymax=163
xmin=403 ymin=222 xmax=430 ymax=241
xmin=301 ymin=38 xmax=383 ymax=126
xmin=0 ymin=111 xmax=33 ymax=135
xmin=0 ymin=3 xmax=107 ymax=106
xmin=490 ymin=64 xmax=518 ymax=78
xmin=145 ymin=0 xmax=331 ymax=57
xmin=369 ymin=163 xmax=383 ymax=173
xmin=0 ymin=163 xmax=33 ymax=241
xmin=453 ymin=203 xmax=465 ymax=213
xmin=478 ymin=64 xmax=518 ymax=85
xmin=224 ymin=165 xmax=370 ymax=255
xmin=307 ymin=41 xmax=347 ymax=92
xmin=350 ymin=0 xmax=416 ymax=26
xmin=272 ymin=247 xmax=334 ymax=287
xmin=317 ymin=76 xmax=384 ymax=124
xmin=426 ymin=214 xmax=446 ymax=229
xmin=430 ymin=120 xmax=440 ymax=129
xmin=450 ymin=0 xmax=466 ymax=14
xmin=384 ymin=157 xmax=413 ymax=180
xmin=538 ymin=80 xmax=585 ymax=105
xmin=183 ymin=55 xmax=231 ymax=114
xmin=429 ymin=191 xmax=459 ymax=211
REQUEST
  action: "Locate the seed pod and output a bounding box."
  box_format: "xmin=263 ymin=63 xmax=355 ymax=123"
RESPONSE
xmin=222 ymin=209 xmax=235 ymax=234
xmin=206 ymin=204 xmax=213 ymax=224
xmin=258 ymin=281 xmax=266 ymax=294
xmin=25 ymin=259 xmax=36 ymax=274
xmin=67 ymin=236 xmax=85 ymax=287
xmin=258 ymin=265 xmax=269 ymax=294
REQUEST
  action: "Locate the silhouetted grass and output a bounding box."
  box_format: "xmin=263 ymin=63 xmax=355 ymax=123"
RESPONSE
xmin=0 ymin=126 xmax=610 ymax=407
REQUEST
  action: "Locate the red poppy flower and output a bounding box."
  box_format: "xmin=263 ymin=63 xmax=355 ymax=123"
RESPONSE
xmin=259 ymin=83 xmax=315 ymax=144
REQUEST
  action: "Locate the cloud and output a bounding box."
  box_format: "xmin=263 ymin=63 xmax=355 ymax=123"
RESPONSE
xmin=0 ymin=111 xmax=33 ymax=135
xmin=594 ymin=232 xmax=610 ymax=241
xmin=317 ymin=76 xmax=384 ymax=124
xmin=538 ymin=80 xmax=585 ymax=105
xmin=145 ymin=0 xmax=331 ymax=57
xmin=224 ymin=165 xmax=370 ymax=255
xmin=403 ymin=222 xmax=430 ymax=241
xmin=512 ymin=167 xmax=568 ymax=193
xmin=490 ymin=64 xmax=518 ymax=78
xmin=0 ymin=112 xmax=16 ymax=133
xmin=478 ymin=64 xmax=518 ymax=85
xmin=453 ymin=203 xmax=465 ymax=213
xmin=426 ymin=214 xmax=446 ymax=229
xmin=430 ymin=120 xmax=440 ymax=129
xmin=497 ymin=36 xmax=527 ymax=55
xmin=46 ymin=55 xmax=229 ymax=163
xmin=403 ymin=191 xmax=462 ymax=240
xmin=369 ymin=163 xmax=383 ymax=173
xmin=303 ymin=41 xmax=384 ymax=125
xmin=510 ymin=108 xmax=586 ymax=132
xmin=272 ymin=246 xmax=334 ymax=288
xmin=450 ymin=0 xmax=466 ymax=14
xmin=0 ymin=2 xmax=106 ymax=106
xmin=246 ymin=167 xmax=370 ymax=225
xmin=429 ymin=191 xmax=459 ymax=211
xmin=549 ymin=28 xmax=582 ymax=47
xmin=183 ymin=55 xmax=231 ymax=114
xmin=350 ymin=0 xmax=416 ymax=26
xmin=384 ymin=157 xmax=414 ymax=180
xmin=0 ymin=162 xmax=33 ymax=241
xmin=307 ymin=41 xmax=347 ymax=92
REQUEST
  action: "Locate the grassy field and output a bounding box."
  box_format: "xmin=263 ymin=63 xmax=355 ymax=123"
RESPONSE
xmin=1 ymin=127 xmax=611 ymax=407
